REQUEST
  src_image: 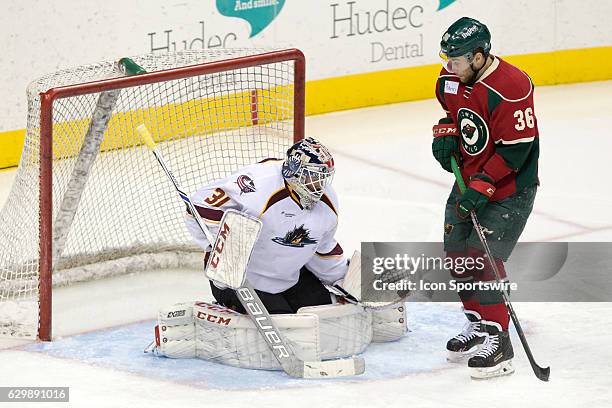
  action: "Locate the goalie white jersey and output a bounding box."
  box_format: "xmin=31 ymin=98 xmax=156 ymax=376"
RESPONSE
xmin=185 ymin=159 xmax=348 ymax=293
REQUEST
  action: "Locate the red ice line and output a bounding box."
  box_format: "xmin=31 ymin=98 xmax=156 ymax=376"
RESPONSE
xmin=335 ymin=150 xmax=611 ymax=241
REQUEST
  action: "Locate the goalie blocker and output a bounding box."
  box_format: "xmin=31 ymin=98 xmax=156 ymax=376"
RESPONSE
xmin=146 ymin=301 xmax=407 ymax=370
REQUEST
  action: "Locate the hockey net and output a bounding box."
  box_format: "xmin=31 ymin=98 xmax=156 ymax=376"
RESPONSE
xmin=0 ymin=48 xmax=305 ymax=340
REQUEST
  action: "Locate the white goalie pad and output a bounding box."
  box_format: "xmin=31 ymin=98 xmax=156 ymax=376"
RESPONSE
xmin=149 ymin=301 xmax=407 ymax=370
xmin=340 ymin=250 xmax=362 ymax=301
xmin=371 ymin=303 xmax=408 ymax=342
xmin=153 ymin=303 xmax=197 ymax=358
xmin=151 ymin=301 xmax=319 ymax=370
xmin=195 ymin=302 xmax=319 ymax=370
xmin=205 ymin=209 xmax=262 ymax=289
xmin=297 ymin=303 xmax=372 ymax=359
xmin=298 ymin=302 xmax=407 ymax=347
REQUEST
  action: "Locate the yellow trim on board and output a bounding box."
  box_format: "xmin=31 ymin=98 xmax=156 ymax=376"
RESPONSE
xmin=49 ymin=87 xmax=288 ymax=161
xmin=0 ymin=87 xmax=290 ymax=170
xmin=0 ymin=129 xmax=26 ymax=169
xmin=1 ymin=46 xmax=611 ymax=170
xmin=503 ymin=46 xmax=612 ymax=86
xmin=306 ymin=63 xmax=437 ymax=115
xmin=305 ymin=45 xmax=612 ymax=116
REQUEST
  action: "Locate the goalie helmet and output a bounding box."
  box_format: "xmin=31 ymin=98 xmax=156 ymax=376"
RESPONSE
xmin=282 ymin=137 xmax=335 ymax=210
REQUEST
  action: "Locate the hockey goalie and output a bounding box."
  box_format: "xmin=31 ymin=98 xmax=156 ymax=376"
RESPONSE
xmin=145 ymin=137 xmax=407 ymax=370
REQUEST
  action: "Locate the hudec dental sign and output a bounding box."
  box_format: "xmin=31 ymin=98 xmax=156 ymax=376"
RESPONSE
xmin=329 ymin=1 xmax=426 ymax=64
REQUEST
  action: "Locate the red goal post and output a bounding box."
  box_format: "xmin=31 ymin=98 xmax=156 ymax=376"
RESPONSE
xmin=1 ymin=49 xmax=305 ymax=341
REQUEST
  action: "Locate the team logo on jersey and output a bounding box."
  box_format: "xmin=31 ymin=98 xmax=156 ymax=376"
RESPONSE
xmin=236 ymin=175 xmax=256 ymax=194
xmin=457 ymin=108 xmax=489 ymax=156
xmin=272 ymin=224 xmax=317 ymax=247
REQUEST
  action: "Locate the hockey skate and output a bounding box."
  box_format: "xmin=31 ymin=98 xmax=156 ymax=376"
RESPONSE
xmin=468 ymin=322 xmax=514 ymax=379
xmin=446 ymin=310 xmax=486 ymax=362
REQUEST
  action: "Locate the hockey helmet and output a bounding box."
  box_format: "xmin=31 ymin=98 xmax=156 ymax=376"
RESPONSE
xmin=440 ymin=17 xmax=491 ymax=60
xmin=282 ymin=137 xmax=335 ymax=209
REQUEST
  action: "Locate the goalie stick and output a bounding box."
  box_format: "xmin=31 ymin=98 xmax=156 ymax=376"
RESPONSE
xmin=136 ymin=124 xmax=365 ymax=378
xmin=451 ymin=156 xmax=550 ymax=382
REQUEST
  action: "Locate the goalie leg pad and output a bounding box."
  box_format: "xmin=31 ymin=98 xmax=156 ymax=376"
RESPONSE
xmin=372 ymin=303 xmax=408 ymax=342
xmin=193 ymin=301 xmax=319 ymax=370
xmin=298 ymin=303 xmax=372 ymax=359
xmin=155 ymin=302 xmax=196 ymax=358
xmin=151 ymin=301 xmax=320 ymax=370
xmin=150 ymin=302 xmax=397 ymax=370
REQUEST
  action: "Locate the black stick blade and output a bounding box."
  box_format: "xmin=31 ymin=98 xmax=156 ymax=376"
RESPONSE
xmin=534 ymin=365 xmax=550 ymax=382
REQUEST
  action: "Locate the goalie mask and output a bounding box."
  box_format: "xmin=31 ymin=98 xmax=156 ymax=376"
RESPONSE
xmin=282 ymin=137 xmax=335 ymax=210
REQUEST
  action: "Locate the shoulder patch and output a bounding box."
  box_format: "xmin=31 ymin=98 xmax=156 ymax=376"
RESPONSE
xmin=236 ymin=174 xmax=256 ymax=194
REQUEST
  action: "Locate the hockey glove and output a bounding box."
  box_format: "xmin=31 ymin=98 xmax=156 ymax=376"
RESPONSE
xmin=456 ymin=173 xmax=496 ymax=219
xmin=432 ymin=118 xmax=462 ymax=173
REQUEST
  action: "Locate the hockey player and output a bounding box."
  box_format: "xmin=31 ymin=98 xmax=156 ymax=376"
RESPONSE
xmin=185 ymin=137 xmax=347 ymax=315
xmin=432 ymin=17 xmax=539 ymax=379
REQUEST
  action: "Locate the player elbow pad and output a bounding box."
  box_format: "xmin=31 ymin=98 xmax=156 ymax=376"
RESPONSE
xmin=482 ymin=153 xmax=513 ymax=183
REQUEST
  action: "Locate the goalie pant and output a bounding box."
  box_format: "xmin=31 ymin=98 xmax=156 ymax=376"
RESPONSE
xmin=210 ymin=267 xmax=336 ymax=314
xmin=148 ymin=301 xmax=407 ymax=370
xmin=185 ymin=160 xmax=348 ymax=294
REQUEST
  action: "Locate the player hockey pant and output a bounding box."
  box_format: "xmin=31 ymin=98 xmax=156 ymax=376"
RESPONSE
xmin=210 ymin=267 xmax=333 ymax=314
xmin=443 ymin=185 xmax=537 ymax=330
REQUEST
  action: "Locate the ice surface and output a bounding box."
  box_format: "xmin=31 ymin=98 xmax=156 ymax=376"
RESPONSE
xmin=23 ymin=304 xmax=465 ymax=390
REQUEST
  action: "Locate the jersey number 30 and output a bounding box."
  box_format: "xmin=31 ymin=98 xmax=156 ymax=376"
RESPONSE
xmin=513 ymin=107 xmax=535 ymax=131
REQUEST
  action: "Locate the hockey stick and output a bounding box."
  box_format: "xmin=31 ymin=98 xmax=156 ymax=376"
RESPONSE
xmin=53 ymin=58 xmax=145 ymax=269
xmin=451 ymin=157 xmax=550 ymax=382
xmin=329 ymin=285 xmax=407 ymax=311
xmin=136 ymin=124 xmax=365 ymax=378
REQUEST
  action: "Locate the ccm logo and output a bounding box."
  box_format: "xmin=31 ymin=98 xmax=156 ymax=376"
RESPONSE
xmin=237 ymin=287 xmax=290 ymax=359
xmin=196 ymin=311 xmax=232 ymax=326
xmin=210 ymin=222 xmax=230 ymax=268
xmin=167 ymin=310 xmax=186 ymax=318
xmin=195 ymin=301 xmax=239 ymax=315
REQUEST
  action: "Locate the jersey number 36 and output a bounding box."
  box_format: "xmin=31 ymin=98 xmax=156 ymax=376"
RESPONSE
xmin=513 ymin=107 xmax=535 ymax=131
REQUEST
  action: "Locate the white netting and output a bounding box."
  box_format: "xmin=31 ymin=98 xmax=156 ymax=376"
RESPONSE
xmin=0 ymin=49 xmax=300 ymax=338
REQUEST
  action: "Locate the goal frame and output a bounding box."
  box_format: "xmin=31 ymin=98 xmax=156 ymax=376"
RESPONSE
xmin=37 ymin=48 xmax=306 ymax=341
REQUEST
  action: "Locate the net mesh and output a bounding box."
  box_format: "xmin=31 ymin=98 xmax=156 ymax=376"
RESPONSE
xmin=0 ymin=49 xmax=300 ymax=338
